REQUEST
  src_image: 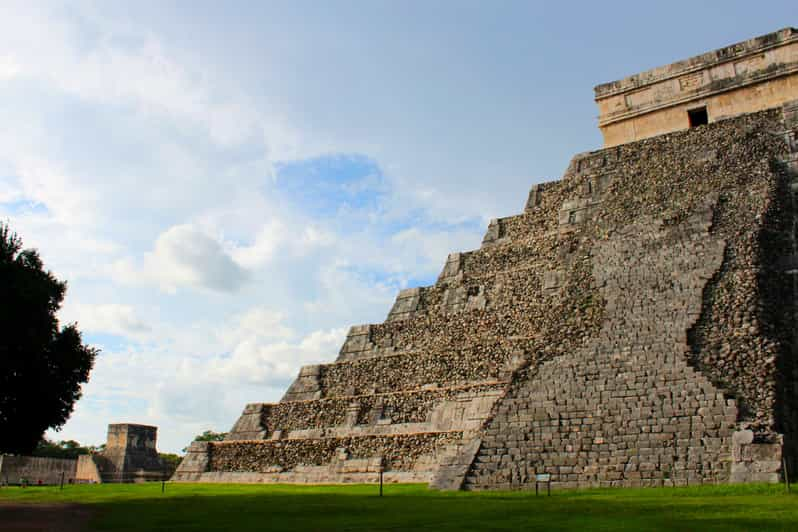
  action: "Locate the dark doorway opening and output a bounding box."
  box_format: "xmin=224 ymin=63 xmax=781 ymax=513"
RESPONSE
xmin=688 ymin=107 xmax=709 ymax=128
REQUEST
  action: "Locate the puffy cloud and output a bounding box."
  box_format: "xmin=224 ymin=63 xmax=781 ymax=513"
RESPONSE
xmin=0 ymin=4 xmax=293 ymax=154
xmin=0 ymin=53 xmax=20 ymax=79
xmin=62 ymin=303 xmax=152 ymax=342
xmin=52 ymin=308 xmax=347 ymax=452
xmin=218 ymin=307 xmax=296 ymax=345
xmin=389 ymin=226 xmax=483 ymax=278
xmin=114 ymin=224 xmax=250 ymax=294
xmin=231 ymin=219 xmax=337 ymax=270
xmin=208 ymin=326 xmax=346 ymax=386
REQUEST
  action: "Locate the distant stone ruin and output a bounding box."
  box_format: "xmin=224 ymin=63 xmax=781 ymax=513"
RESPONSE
xmin=90 ymin=424 xmax=166 ymax=483
xmin=0 ymin=455 xmax=77 ymax=486
xmin=0 ymin=424 xmax=166 ymax=484
xmin=174 ymin=28 xmax=798 ymax=489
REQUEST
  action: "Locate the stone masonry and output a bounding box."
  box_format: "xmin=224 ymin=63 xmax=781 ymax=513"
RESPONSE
xmin=174 ymin=32 xmax=798 ymax=489
xmin=93 ymin=424 xmax=166 ymax=482
xmin=459 ymin=201 xmax=734 ymax=489
xmin=0 ymin=424 xmax=167 ymax=485
xmin=595 ymin=27 xmax=798 ymax=147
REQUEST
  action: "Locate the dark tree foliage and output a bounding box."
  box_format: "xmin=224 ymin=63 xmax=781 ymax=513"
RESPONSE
xmin=159 ymin=452 xmax=183 ymax=475
xmin=182 ymin=430 xmax=227 ymax=452
xmin=33 ymin=439 xmax=98 ymax=459
xmin=193 ymin=430 xmax=228 ymax=442
xmin=0 ymin=223 xmax=97 ymax=455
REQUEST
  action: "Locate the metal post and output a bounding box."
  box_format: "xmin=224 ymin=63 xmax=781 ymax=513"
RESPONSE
xmin=162 ymin=480 xmax=166 ymax=493
xmin=60 ymin=472 xmax=65 ymax=490
xmin=535 ymin=481 xmax=539 ymax=496
xmin=547 ymin=480 xmax=551 ymax=496
xmin=378 ymin=457 xmax=384 ymax=497
xmin=783 ymin=456 xmax=791 ymax=493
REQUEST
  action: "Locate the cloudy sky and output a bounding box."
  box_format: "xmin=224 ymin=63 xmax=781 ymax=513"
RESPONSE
xmin=1 ymin=1 xmax=791 ymax=453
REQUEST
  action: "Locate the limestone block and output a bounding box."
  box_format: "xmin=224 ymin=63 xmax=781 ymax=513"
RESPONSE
xmin=429 ymin=438 xmax=483 ymax=490
xmin=227 ymin=403 xmax=269 ymax=440
xmin=784 ymin=100 xmax=798 ymax=128
xmin=482 ymin=219 xmax=502 ymax=246
xmin=281 ymin=365 xmax=322 ymax=402
xmin=338 ymin=325 xmax=376 ymax=359
xmin=386 ymin=288 xmax=423 ymax=322
xmin=543 ymin=270 xmax=564 ymax=295
xmin=171 ymin=442 xmax=210 ymax=481
xmin=75 ymin=455 xmax=102 ymax=483
xmin=525 ymin=184 xmax=544 ymax=212
xmin=465 ymin=286 xmax=487 ymax=311
xmin=437 ymin=252 xmax=463 ymax=283
xmin=440 ymin=285 xmax=467 ymax=313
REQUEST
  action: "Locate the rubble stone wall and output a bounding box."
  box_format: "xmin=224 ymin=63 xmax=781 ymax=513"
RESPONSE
xmin=258 ymin=383 xmax=505 ymax=436
xmin=173 ymin=433 xmax=463 ymax=483
xmin=317 ymin=348 xmax=513 ymax=397
xmin=209 ymin=432 xmax=463 ymax=473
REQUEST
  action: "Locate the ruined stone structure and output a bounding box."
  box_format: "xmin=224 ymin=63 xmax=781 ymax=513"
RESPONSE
xmin=596 ymin=28 xmax=798 ymax=147
xmin=91 ymin=424 xmax=166 ymax=482
xmin=0 ymin=424 xmax=166 ymax=484
xmin=0 ymin=455 xmax=78 ymax=485
xmin=174 ymin=30 xmax=798 ymax=489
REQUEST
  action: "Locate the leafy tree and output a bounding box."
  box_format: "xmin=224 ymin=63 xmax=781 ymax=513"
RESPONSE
xmin=159 ymin=453 xmax=183 ymax=475
xmin=0 ymin=223 xmax=97 ymax=454
xmin=91 ymin=443 xmax=107 ymax=453
xmin=182 ymin=430 xmax=227 ymax=452
xmin=33 ymin=439 xmax=95 ymax=459
xmin=193 ymin=430 xmax=228 ymax=442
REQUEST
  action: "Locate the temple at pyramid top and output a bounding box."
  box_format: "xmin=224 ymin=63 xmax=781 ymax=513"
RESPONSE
xmin=594 ymin=27 xmax=798 ymax=147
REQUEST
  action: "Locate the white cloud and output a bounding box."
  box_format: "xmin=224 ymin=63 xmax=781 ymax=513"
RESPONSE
xmin=0 ymin=5 xmax=271 ymax=151
xmin=114 ymin=224 xmax=250 ymax=294
xmin=8 ymin=3 xmax=494 ymax=453
xmin=231 ymin=218 xmax=337 ymax=269
xmin=390 ymin=226 xmax=482 ymax=278
xmin=208 ymin=326 xmax=346 ymax=386
xmin=50 ymin=309 xmax=347 ymax=452
xmin=62 ymin=303 xmax=152 ymax=342
xmin=229 ymin=219 xmax=288 ymax=269
xmin=218 ymin=307 xmax=295 ymax=345
xmin=0 ymin=53 xmax=20 ymax=79
xmin=13 ymin=156 xmax=102 ymax=227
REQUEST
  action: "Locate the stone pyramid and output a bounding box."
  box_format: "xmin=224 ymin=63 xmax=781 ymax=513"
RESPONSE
xmin=174 ymin=29 xmax=798 ymax=489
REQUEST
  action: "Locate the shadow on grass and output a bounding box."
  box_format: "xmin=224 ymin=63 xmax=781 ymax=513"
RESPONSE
xmin=2 ymin=483 xmax=796 ymax=531
xmin=82 ymin=485 xmax=798 ymax=532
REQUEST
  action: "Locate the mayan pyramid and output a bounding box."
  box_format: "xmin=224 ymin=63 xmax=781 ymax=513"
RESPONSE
xmin=174 ymin=28 xmax=798 ymax=489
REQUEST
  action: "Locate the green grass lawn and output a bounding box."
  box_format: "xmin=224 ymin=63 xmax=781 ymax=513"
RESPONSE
xmin=1 ymin=482 xmax=796 ymax=531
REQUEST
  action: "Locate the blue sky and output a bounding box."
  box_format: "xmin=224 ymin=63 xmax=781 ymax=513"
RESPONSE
xmin=0 ymin=1 xmax=793 ymax=453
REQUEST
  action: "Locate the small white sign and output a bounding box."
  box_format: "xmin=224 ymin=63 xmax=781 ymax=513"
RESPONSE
xmin=535 ymin=473 xmax=551 ymax=482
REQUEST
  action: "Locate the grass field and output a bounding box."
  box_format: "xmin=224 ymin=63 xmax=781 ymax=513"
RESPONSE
xmin=1 ymin=482 xmax=797 ymax=531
